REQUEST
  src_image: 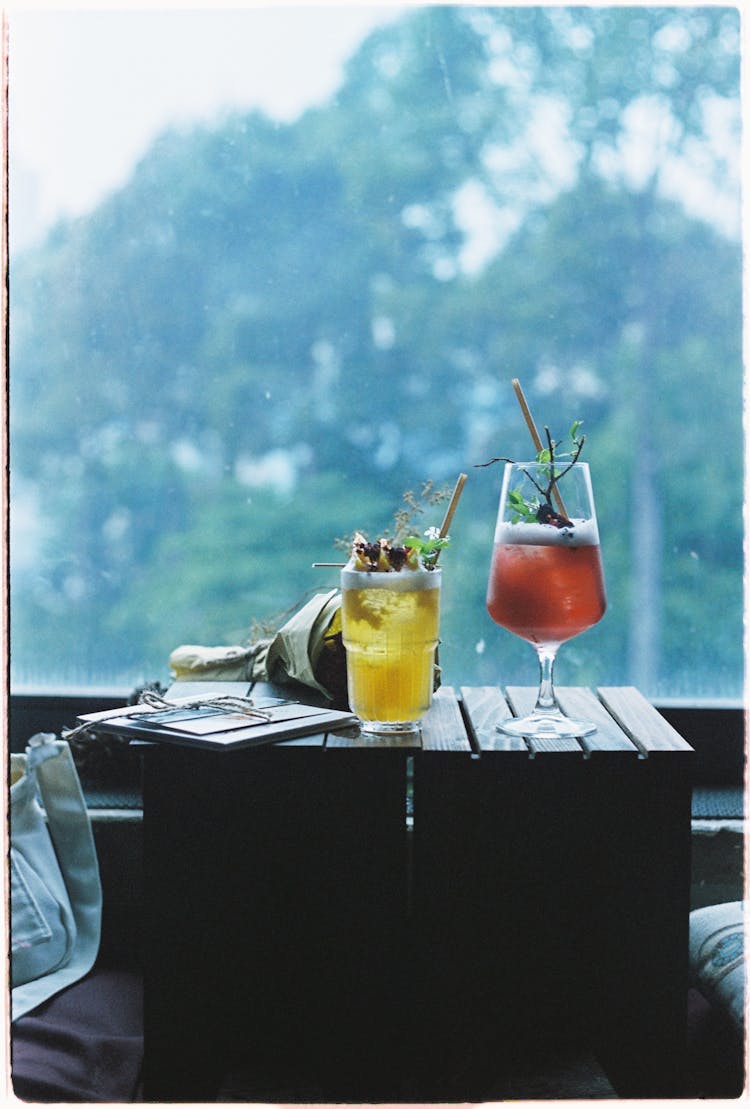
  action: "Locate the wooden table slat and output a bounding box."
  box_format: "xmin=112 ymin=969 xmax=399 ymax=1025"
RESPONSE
xmin=503 ymin=685 xmax=539 ymax=718
xmin=526 ymin=735 xmax=585 ymax=753
xmin=554 ymin=687 xmax=640 ymax=754
xmin=504 ymin=686 xmax=581 ymax=752
xmin=420 ymin=686 xmax=472 ymax=751
xmin=460 ymin=686 xmax=528 ymax=751
xmin=596 ymin=686 xmax=694 ymax=754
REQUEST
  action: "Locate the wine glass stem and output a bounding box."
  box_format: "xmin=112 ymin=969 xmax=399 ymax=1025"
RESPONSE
xmin=534 ymin=645 xmax=560 ymax=713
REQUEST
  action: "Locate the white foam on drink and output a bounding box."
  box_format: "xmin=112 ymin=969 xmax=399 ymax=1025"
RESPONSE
xmin=494 ymin=518 xmax=600 ymax=546
xmin=341 ymin=565 xmax=442 ymax=591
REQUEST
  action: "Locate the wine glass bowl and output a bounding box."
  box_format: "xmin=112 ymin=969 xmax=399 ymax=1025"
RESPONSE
xmin=486 ymin=461 xmax=606 ymax=739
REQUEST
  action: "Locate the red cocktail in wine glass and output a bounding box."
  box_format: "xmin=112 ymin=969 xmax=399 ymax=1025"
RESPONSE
xmin=486 ymin=460 xmax=606 ymax=738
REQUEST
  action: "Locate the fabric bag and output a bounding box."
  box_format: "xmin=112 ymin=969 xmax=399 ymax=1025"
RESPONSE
xmin=689 ymin=901 xmax=745 ymax=1035
xmin=169 ymin=590 xmax=349 ymax=708
xmin=10 ymin=733 xmax=102 ymax=1021
xmin=254 ymin=589 xmax=346 ymax=703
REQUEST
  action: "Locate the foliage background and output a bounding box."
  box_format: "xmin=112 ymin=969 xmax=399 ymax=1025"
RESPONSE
xmin=9 ymin=5 xmax=743 ymax=699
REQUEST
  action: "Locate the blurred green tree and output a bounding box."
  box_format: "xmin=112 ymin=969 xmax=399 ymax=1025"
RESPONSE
xmin=9 ymin=5 xmax=742 ymax=694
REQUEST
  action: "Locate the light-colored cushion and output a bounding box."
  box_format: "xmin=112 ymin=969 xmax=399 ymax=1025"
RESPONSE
xmin=689 ymin=901 xmax=745 ymax=1034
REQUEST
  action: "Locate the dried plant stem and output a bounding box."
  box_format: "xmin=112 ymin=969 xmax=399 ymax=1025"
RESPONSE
xmin=315 ymin=473 xmax=467 ymax=571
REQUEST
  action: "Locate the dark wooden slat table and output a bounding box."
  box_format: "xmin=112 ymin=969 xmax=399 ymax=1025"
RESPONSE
xmin=417 ymin=684 xmax=693 ymax=1099
xmin=140 ymin=683 xmax=693 ymax=1101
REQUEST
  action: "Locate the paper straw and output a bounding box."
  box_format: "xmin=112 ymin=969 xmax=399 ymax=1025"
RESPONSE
xmin=511 ymin=379 xmax=568 ymax=517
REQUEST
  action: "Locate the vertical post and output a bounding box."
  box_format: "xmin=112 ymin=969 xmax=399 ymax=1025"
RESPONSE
xmin=141 ymin=745 xmax=228 ymax=1101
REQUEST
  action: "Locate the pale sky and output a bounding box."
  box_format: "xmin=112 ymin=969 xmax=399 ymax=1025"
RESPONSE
xmin=7 ymin=4 xmax=404 ymax=250
xmin=6 ymin=2 xmax=743 ymax=255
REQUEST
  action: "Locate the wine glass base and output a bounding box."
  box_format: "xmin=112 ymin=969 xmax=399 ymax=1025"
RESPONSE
xmin=498 ymin=711 xmax=596 ymax=740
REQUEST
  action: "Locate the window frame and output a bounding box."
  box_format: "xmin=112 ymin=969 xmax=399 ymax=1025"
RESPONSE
xmin=4 ymin=11 xmax=744 ymax=748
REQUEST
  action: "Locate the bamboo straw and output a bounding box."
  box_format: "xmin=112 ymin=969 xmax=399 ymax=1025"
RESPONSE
xmin=511 ymin=378 xmax=568 ymax=517
xmin=439 ymin=472 xmax=467 ymax=538
xmin=432 ymin=471 xmax=467 ymax=565
xmin=512 ymin=378 xmax=545 ymax=455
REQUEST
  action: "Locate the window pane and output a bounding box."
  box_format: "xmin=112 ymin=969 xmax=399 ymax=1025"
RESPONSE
xmin=9 ymin=6 xmax=743 ymax=700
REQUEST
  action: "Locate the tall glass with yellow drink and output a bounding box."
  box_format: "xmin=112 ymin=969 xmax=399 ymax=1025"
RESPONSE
xmin=341 ymin=562 xmax=441 ymax=738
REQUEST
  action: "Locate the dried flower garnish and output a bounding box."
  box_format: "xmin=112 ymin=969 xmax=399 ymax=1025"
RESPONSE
xmin=339 ymin=482 xmax=454 ymax=572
